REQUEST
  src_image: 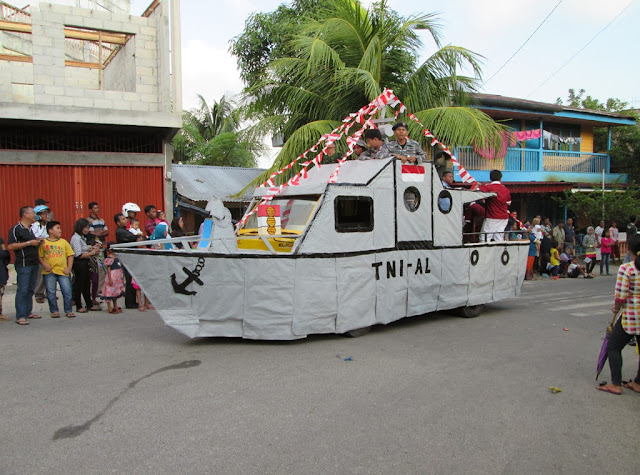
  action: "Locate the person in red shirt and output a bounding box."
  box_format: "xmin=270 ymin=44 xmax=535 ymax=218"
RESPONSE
xmin=144 ymin=205 xmax=158 ymax=236
xmin=473 ymin=170 xmax=511 ymax=242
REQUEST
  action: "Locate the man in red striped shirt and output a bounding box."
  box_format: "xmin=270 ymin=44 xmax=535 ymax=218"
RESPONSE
xmin=473 ymin=170 xmax=511 ymax=242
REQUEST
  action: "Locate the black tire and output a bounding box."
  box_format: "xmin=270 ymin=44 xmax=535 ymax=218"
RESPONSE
xmin=456 ymin=304 xmax=484 ymax=318
xmin=345 ymin=326 xmax=372 ymax=337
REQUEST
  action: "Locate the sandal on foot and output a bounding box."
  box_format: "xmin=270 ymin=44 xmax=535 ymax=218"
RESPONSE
xmin=145 ymin=304 xmax=155 ymax=310
xmin=89 ymin=306 xmax=101 ymax=311
xmin=16 ymin=318 xmax=29 ymax=325
xmin=108 ymin=308 xmax=118 ymax=314
xmin=138 ymin=306 xmax=146 ymax=312
xmin=27 ymin=314 xmax=41 ymax=319
xmin=622 ymin=381 xmax=640 ymax=393
xmin=51 ymin=312 xmax=61 ymax=318
xmin=0 ymin=315 xmax=11 ymax=321
xmin=77 ymin=308 xmax=88 ymax=313
xmin=597 ymin=383 xmax=622 ymax=395
xmin=116 ymin=307 xmax=123 ymax=313
xmin=65 ymin=312 xmax=75 ymax=318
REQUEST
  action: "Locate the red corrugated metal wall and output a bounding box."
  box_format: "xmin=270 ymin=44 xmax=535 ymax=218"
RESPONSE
xmin=0 ymin=164 xmax=164 ymax=245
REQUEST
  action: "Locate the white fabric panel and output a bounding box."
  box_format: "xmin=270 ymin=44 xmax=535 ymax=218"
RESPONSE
xmin=196 ymin=320 xmax=244 ymax=338
xmin=292 ymin=258 xmax=337 ymax=336
xmin=374 ymin=251 xmax=408 ymax=325
xmin=514 ymin=245 xmax=527 ymax=296
xmin=299 ymin=187 xmax=374 ymax=254
xmin=195 ymin=258 xmax=245 ymax=322
xmin=396 ymin=166 xmax=432 ymax=242
xmin=372 ymin=169 xmax=396 ymax=249
xmin=119 ymin=251 xmax=198 ymax=318
xmin=336 ymin=255 xmax=377 ymax=333
xmin=493 ymin=246 xmax=519 ymax=301
xmin=433 ymin=189 xmax=463 ymax=247
xmin=253 ymin=158 xmax=392 ymax=198
xmin=437 ymin=248 xmax=470 ymax=310
xmin=468 ymin=247 xmax=496 ymax=306
xmin=243 ymin=259 xmax=296 ymax=339
xmin=407 ymin=249 xmax=442 ymax=316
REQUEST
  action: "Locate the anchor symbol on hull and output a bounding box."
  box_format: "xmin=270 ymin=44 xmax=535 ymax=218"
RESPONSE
xmin=171 ymin=258 xmax=206 ymax=295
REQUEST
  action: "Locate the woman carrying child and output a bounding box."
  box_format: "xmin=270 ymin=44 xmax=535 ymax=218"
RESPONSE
xmin=101 ymin=242 xmax=125 ymax=314
xmin=600 ymin=230 xmax=614 ymax=276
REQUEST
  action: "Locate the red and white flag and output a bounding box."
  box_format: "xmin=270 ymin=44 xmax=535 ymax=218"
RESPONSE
xmin=401 ymin=165 xmax=426 ymax=182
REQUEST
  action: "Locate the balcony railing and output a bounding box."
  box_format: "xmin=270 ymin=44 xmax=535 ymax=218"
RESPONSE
xmin=455 ymin=147 xmax=610 ymax=174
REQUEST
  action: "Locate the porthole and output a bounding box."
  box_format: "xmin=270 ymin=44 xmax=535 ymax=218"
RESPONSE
xmin=438 ymin=190 xmax=452 ymax=214
xmin=403 ymin=187 xmax=421 ymax=212
xmin=470 ymin=250 xmax=479 ymax=266
xmin=501 ymin=250 xmax=510 ymax=265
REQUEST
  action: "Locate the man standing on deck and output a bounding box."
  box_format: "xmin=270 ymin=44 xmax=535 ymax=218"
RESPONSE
xmin=386 ymin=122 xmax=427 ymax=164
xmin=472 ymin=170 xmax=511 ymax=242
xmin=359 ymin=129 xmax=394 ymax=160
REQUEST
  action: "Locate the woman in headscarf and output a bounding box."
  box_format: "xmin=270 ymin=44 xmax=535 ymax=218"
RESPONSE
xmin=150 ymin=221 xmax=172 ymax=250
xmin=582 ymin=226 xmax=598 ymax=276
xmin=170 ymin=216 xmax=185 ymax=249
xmin=70 ymin=218 xmax=100 ymax=312
xmin=598 ymin=236 xmax=640 ymax=395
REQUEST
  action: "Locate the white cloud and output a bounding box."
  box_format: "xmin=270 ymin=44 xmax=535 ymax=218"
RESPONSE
xmin=180 ymin=39 xmax=244 ymax=110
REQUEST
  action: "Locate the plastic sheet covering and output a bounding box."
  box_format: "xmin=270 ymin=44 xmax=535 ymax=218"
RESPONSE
xmin=468 ymin=246 xmax=497 ymax=306
xmin=437 ymin=248 xmax=470 ymax=310
xmin=336 ymin=255 xmax=377 ymax=333
xmin=493 ymin=245 xmax=527 ymax=301
xmin=292 ymin=258 xmax=337 ymax=336
xmin=395 ymin=165 xmax=432 ymax=243
xmin=374 ymin=250 xmax=409 ymax=325
xmin=407 ymin=249 xmax=442 ymax=316
xmin=243 ymin=259 xmax=297 ymax=340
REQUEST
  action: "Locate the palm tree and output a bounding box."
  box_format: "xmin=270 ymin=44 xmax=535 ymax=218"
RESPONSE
xmin=244 ymin=0 xmax=504 ymax=184
xmin=173 ymin=94 xmax=264 ymax=167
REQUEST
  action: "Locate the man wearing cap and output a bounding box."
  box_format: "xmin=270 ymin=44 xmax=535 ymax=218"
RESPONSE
xmin=386 ymin=122 xmax=427 ymax=164
xmin=353 ymin=139 xmax=366 ymax=157
xmin=358 ymin=129 xmax=394 ymax=160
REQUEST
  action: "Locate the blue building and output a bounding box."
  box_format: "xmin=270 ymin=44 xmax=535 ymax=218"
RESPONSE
xmin=455 ymin=94 xmax=636 ymax=222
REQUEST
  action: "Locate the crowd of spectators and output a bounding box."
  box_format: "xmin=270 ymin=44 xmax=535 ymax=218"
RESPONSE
xmin=2 ymin=199 xmax=174 ymax=325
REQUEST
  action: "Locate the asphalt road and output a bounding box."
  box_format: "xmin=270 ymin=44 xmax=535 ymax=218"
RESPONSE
xmin=1 ymin=273 xmax=638 ymax=474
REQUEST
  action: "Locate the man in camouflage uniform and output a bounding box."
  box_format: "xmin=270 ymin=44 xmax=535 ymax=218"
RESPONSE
xmin=358 ymin=129 xmax=394 ymax=160
xmin=386 ymin=122 xmax=427 ymax=164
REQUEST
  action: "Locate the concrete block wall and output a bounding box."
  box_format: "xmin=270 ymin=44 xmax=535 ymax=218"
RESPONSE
xmin=0 ymin=1 xmax=178 ymax=123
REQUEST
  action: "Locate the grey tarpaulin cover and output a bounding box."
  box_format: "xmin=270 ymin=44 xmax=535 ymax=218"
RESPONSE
xmin=115 ymin=158 xmax=528 ymax=340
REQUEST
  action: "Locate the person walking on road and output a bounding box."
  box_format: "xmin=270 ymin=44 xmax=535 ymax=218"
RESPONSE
xmin=598 ymin=235 xmax=640 ymax=395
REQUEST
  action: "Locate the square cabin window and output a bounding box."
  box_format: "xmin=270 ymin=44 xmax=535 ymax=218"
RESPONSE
xmin=335 ymin=196 xmax=374 ymax=233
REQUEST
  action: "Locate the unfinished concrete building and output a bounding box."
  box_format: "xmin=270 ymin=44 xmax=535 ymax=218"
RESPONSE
xmin=0 ymin=0 xmax=181 ymax=239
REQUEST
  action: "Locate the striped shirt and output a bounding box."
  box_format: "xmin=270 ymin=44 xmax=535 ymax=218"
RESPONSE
xmin=614 ymin=262 xmax=640 ymax=335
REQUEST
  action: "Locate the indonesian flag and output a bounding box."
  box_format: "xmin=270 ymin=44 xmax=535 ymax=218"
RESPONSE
xmin=401 ymin=165 xmax=426 ymax=182
xmin=257 ymin=204 xmax=281 ymax=236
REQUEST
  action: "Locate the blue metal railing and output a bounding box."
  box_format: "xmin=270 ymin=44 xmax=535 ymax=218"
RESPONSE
xmin=455 ymin=147 xmax=610 ymax=174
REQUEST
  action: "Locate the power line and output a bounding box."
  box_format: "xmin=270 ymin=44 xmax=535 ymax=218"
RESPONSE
xmin=526 ymin=2 xmax=633 ymax=99
xmin=482 ymin=0 xmax=563 ymax=87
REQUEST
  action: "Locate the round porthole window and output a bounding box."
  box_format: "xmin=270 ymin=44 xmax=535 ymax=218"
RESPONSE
xmin=438 ymin=190 xmax=452 ymax=214
xmin=403 ymin=187 xmax=421 ymax=212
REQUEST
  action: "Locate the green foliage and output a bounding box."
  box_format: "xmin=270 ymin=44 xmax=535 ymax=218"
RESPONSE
xmin=237 ymin=0 xmax=506 ymax=187
xmin=172 ymin=94 xmax=263 ymax=168
xmin=555 ymin=185 xmax=640 ymax=228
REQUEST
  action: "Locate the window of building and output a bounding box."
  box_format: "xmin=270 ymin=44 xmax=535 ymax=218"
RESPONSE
xmin=543 ymin=124 xmax=581 ymax=152
xmin=334 ymin=196 xmax=374 ymax=233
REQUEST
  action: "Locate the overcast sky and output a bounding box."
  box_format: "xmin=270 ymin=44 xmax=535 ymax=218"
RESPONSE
xmin=127 ymin=0 xmax=638 ymax=112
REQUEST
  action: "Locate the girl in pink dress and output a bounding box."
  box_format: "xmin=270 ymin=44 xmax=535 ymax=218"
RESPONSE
xmin=601 ymin=230 xmax=614 ymax=276
xmin=102 ymin=243 xmax=125 ymax=313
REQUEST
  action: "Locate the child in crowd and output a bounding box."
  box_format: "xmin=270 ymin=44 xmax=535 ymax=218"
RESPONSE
xmin=600 ymin=229 xmax=613 ymax=276
xmin=156 ymin=210 xmax=169 ymax=226
xmin=548 ymin=241 xmax=561 ymax=279
xmin=558 ymin=246 xmax=573 ymax=276
xmin=38 ymin=221 xmax=75 ymax=318
xmin=567 ymin=256 xmax=589 ymax=278
xmin=0 ymin=237 xmax=10 ymax=320
xmin=102 ymin=242 xmax=125 ymax=314
xmin=129 ymin=218 xmax=143 ymax=236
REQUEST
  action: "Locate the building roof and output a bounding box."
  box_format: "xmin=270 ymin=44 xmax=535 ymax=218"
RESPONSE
xmin=172 ymin=164 xmax=266 ymax=202
xmin=471 ymin=93 xmax=637 ymax=127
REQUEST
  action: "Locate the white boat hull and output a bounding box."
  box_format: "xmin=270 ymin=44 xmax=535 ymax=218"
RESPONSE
xmin=116 ymin=242 xmax=527 ymax=340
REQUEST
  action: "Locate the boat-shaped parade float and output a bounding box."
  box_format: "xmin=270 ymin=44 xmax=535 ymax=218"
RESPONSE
xmin=113 ymin=90 xmax=528 ymax=339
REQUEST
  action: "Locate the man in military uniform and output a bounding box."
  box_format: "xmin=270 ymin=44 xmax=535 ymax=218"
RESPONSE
xmin=386 ymin=122 xmax=427 ymax=164
xmin=359 ymin=129 xmax=394 ymax=160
